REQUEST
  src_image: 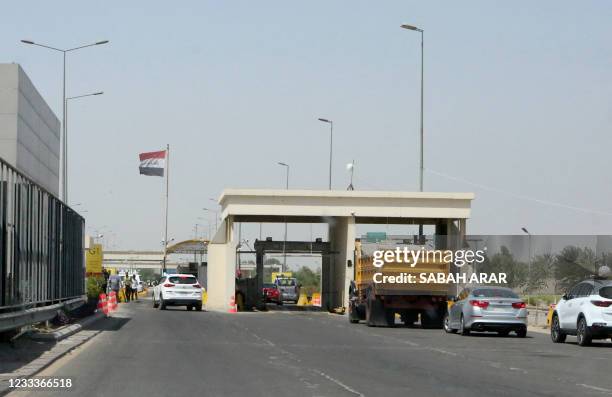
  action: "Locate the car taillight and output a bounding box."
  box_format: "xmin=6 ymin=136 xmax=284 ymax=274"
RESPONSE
xmin=469 ymin=300 xmax=489 ymax=309
xmin=163 ymin=283 xmax=175 ymax=287
xmin=193 ymin=284 xmax=201 ymax=289
xmin=512 ymin=302 xmax=526 ymax=309
xmin=591 ymin=300 xmax=612 ymax=307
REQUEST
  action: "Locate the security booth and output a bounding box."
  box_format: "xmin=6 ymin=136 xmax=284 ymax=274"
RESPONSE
xmin=206 ymin=189 xmax=474 ymax=313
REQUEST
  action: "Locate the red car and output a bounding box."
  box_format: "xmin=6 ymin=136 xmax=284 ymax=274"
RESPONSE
xmin=263 ymin=283 xmax=282 ymax=305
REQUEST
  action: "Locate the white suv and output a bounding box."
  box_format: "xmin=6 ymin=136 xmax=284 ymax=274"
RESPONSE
xmin=551 ymin=279 xmax=612 ymax=346
xmin=153 ymin=274 xmax=203 ymax=311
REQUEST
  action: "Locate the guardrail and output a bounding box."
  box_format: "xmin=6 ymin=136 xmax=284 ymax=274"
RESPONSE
xmin=0 ymin=157 xmax=85 ymax=331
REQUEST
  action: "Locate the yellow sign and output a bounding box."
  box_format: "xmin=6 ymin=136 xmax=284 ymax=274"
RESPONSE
xmin=86 ymin=244 xmax=103 ymax=274
xmin=271 ymin=272 xmax=292 ymax=282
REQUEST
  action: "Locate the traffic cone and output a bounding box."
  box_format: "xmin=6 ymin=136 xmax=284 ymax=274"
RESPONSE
xmin=108 ymin=291 xmax=117 ymax=311
xmin=97 ymin=293 xmax=108 ymax=316
xmin=228 ymin=295 xmax=237 ymax=313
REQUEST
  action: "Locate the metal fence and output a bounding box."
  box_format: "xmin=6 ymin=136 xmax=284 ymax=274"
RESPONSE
xmin=0 ymin=157 xmax=84 ymax=314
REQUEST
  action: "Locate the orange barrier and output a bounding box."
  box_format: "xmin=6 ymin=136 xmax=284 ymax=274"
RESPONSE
xmin=311 ymin=293 xmax=321 ymax=307
xmin=228 ymin=295 xmax=237 ymax=313
xmin=108 ymin=291 xmax=117 ymax=311
xmin=97 ymin=293 xmax=108 ymax=316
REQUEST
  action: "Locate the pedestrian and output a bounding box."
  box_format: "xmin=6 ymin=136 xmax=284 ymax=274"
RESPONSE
xmin=108 ymin=274 xmax=121 ymax=303
xmin=124 ymin=275 xmax=132 ymax=302
xmin=101 ymin=268 xmax=110 ymax=294
xmin=131 ymin=274 xmax=139 ymax=301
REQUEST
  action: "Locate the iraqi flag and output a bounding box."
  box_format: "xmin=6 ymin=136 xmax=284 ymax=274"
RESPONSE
xmin=139 ymin=150 xmax=166 ymax=177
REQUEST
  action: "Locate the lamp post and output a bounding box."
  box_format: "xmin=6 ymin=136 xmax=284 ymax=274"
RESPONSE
xmin=21 ymin=39 xmax=109 ymax=202
xmin=400 ymin=25 xmax=424 ymax=192
xmin=65 ymin=91 xmax=103 ymax=203
xmin=203 ymin=208 xmax=218 ymax=231
xmin=522 ymin=227 xmax=532 ymax=306
xmin=318 ymin=118 xmax=333 ymax=190
xmin=278 ymin=162 xmax=289 ymax=271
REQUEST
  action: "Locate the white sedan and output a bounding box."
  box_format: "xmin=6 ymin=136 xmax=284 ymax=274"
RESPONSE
xmin=153 ymin=274 xmax=203 ymax=311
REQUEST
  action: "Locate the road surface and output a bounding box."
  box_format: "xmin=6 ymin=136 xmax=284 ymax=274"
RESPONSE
xmin=10 ymin=297 xmax=612 ymax=397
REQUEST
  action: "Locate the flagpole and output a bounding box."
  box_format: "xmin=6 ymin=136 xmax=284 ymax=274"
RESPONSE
xmin=162 ymin=144 xmax=170 ymax=273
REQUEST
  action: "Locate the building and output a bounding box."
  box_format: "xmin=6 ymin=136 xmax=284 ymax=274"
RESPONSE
xmin=0 ymin=63 xmax=60 ymax=197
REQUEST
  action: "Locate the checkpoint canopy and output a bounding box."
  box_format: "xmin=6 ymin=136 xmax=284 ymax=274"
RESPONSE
xmin=206 ymin=189 xmax=474 ymax=312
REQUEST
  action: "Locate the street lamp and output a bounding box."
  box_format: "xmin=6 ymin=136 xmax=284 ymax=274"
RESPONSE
xmin=522 ymin=227 xmax=532 ymax=306
xmin=318 ymin=118 xmax=333 ymax=190
xmin=65 ymin=91 xmax=103 ymax=203
xmin=277 ymin=162 xmax=290 ymax=271
xmin=203 ymin=208 xmax=219 ymax=231
xmin=21 ymin=39 xmax=109 ymax=202
xmin=400 ymin=24 xmax=424 ymax=192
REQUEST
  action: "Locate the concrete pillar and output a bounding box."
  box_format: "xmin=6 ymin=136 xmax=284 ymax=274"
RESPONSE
xmin=327 ymin=216 xmax=356 ymax=310
xmin=205 ymin=216 xmax=236 ymax=312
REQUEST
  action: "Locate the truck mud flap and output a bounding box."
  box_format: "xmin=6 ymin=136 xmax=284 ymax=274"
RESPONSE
xmin=366 ymin=297 xmax=394 ymax=327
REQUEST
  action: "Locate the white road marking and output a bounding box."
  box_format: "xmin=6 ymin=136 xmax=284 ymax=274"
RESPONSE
xmin=311 ymin=369 xmax=366 ymax=397
xmin=577 ymin=384 xmax=612 ymax=394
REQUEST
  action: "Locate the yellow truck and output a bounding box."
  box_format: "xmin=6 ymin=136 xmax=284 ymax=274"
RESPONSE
xmin=348 ymin=239 xmax=451 ymax=328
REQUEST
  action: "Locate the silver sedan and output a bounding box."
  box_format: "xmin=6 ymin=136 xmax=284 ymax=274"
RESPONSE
xmin=444 ymin=286 xmax=528 ymax=337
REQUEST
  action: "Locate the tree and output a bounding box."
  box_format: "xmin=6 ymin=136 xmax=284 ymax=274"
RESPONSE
xmin=526 ymin=253 xmax=554 ymax=294
xmin=479 ymin=246 xmax=527 ymax=289
xmin=554 ymin=246 xmax=598 ymax=291
xmin=293 ymin=266 xmax=321 ymax=295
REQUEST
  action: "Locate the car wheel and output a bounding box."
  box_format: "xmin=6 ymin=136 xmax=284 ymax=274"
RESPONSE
xmin=443 ymin=312 xmax=456 ymax=334
xmin=459 ymin=315 xmax=470 ymax=336
xmin=195 ymin=304 xmax=202 ymax=311
xmin=159 ymin=296 xmax=166 ymax=310
xmin=576 ymin=317 xmax=592 ymax=346
xmin=153 ymin=295 xmax=159 ymax=308
xmin=187 ymin=305 xmax=193 ymax=311
xmin=516 ymin=329 xmax=527 ymax=338
xmin=498 ymin=330 xmax=510 ymax=337
xmin=550 ymin=314 xmax=566 ymax=343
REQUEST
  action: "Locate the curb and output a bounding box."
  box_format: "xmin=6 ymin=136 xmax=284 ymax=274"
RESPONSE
xmin=29 ymin=311 xmax=106 ymax=342
xmin=0 ymin=312 xmax=108 ymax=396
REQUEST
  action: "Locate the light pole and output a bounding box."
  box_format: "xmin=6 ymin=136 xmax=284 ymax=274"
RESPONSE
xmin=278 ymin=162 xmax=290 ymax=271
xmin=318 ymin=118 xmax=333 ymax=190
xmin=66 ymin=91 xmax=103 ymax=203
xmin=400 ymin=24 xmax=424 ymax=192
xmin=346 ymin=161 xmax=355 ymax=190
xmin=522 ymin=227 xmax=532 ymax=306
xmin=203 ymin=208 xmax=218 ymax=232
xmin=21 ymin=39 xmax=109 ymax=202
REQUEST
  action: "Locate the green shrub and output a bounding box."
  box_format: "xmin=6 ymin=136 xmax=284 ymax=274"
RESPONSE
xmin=86 ymin=276 xmax=104 ymax=299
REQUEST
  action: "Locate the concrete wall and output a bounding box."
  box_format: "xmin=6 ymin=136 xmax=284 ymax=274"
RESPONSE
xmin=327 ymin=217 xmax=356 ymax=310
xmin=206 ymin=217 xmax=237 ymax=312
xmin=0 ymin=64 xmax=60 ymax=197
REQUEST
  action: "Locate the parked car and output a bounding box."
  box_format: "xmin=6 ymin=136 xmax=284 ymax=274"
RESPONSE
xmin=551 ymin=279 xmax=612 ymax=346
xmin=153 ymin=274 xmax=203 ymax=311
xmin=262 ymin=283 xmax=282 ymax=305
xmin=275 ymin=277 xmax=300 ymax=303
xmin=444 ymin=286 xmax=528 ymax=337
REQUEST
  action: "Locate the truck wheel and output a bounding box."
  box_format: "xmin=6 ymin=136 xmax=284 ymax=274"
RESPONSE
xmin=422 ymin=309 xmax=444 ymax=329
xmin=400 ymin=311 xmax=417 ymax=327
xmin=384 ymin=309 xmax=396 ymax=327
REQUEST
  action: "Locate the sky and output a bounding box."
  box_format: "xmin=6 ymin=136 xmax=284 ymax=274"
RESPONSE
xmin=2 ymin=1 xmax=612 ymax=251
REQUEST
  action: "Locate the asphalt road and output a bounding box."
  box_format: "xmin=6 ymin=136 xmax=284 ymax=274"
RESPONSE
xmin=10 ymin=297 xmax=612 ymax=397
